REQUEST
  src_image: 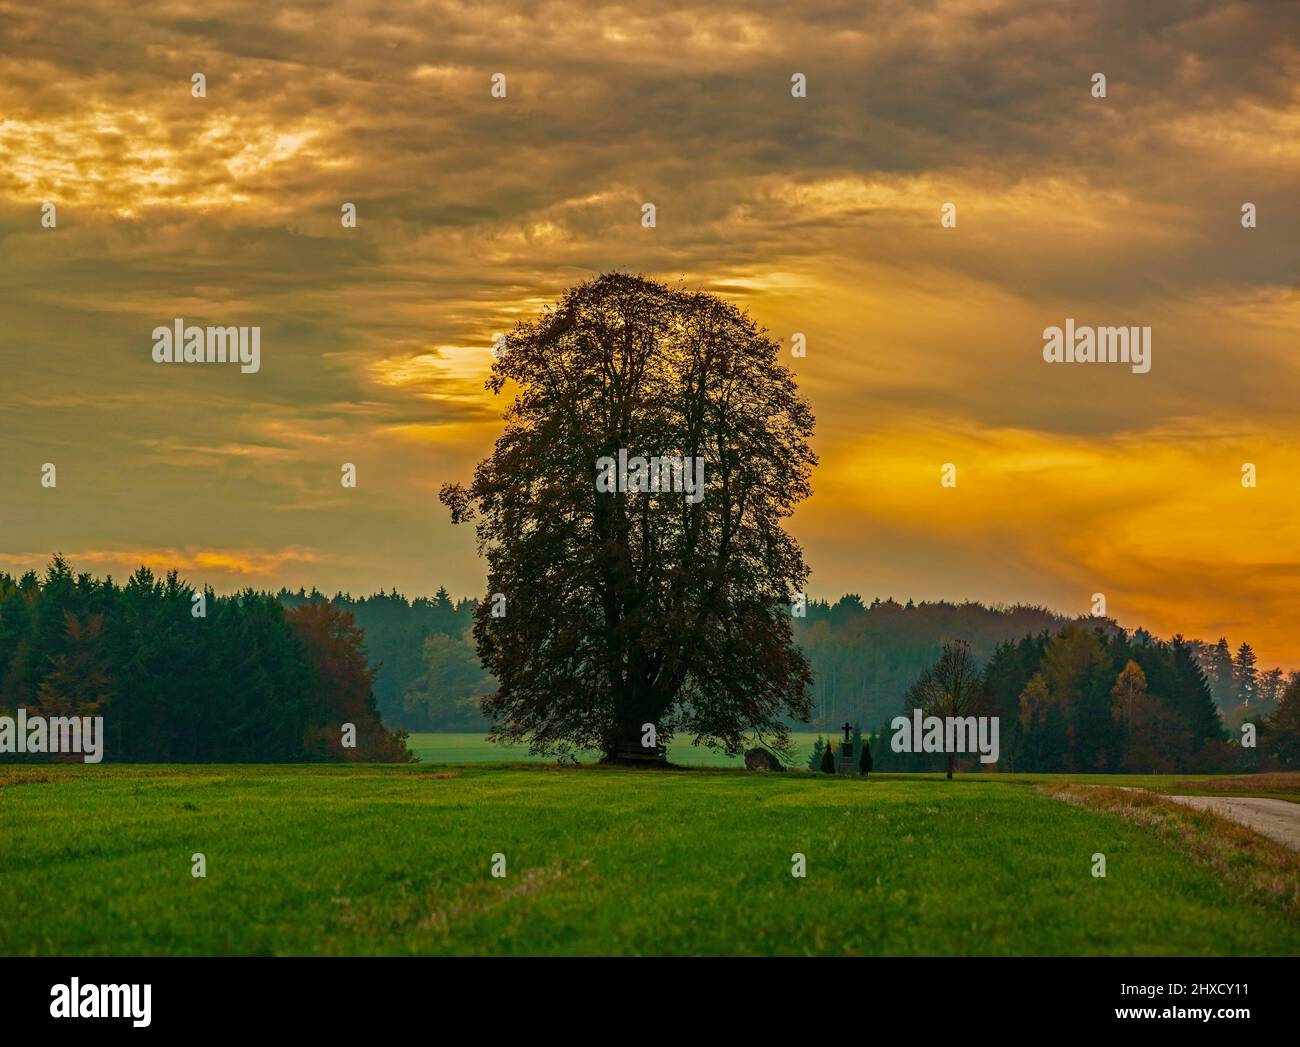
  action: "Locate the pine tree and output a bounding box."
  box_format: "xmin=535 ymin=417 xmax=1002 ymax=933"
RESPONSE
xmin=859 ymin=737 xmax=873 ymax=776
xmin=808 ymin=736 xmax=825 ymax=771
xmin=820 ymin=740 xmax=836 ymax=774
xmin=1170 ymin=636 xmax=1226 ymax=748
xmin=1208 ymin=638 xmax=1235 ymax=706
xmin=1233 ymin=642 xmax=1258 ymax=706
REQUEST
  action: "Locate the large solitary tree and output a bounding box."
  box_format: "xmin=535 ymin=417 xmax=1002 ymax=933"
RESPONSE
xmin=440 ymin=273 xmax=817 ymax=763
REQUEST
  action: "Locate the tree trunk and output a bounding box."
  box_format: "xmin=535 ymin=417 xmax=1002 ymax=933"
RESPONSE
xmin=600 ymin=722 xmax=669 ymax=767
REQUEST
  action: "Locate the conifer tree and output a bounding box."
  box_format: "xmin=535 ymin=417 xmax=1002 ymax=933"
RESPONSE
xmin=1233 ymin=642 xmax=1259 ymax=706
xmin=1208 ymin=637 xmax=1235 ymax=706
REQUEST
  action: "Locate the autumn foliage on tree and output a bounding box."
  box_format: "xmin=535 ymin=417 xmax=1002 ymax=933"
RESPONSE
xmin=33 ymin=611 xmax=113 ymax=763
xmin=441 ymin=273 xmax=817 ymax=763
xmin=285 ymin=602 xmax=411 ymax=762
xmin=1110 ymin=659 xmax=1191 ymax=774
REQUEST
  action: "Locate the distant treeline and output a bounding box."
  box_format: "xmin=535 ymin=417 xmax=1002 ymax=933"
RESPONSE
xmin=795 ymin=596 xmax=1078 ymax=729
xmin=0 ymin=558 xmax=411 ymax=763
xmin=275 ymin=589 xmax=1288 ymax=760
xmin=4 ymin=560 xmax=1291 ymax=772
xmin=794 ymin=595 xmax=1287 ymax=730
xmin=869 ymin=625 xmax=1284 ymax=774
xmin=274 ymin=590 xmax=1088 ymax=733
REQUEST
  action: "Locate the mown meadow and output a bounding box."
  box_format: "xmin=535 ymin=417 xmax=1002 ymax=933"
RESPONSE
xmin=2 ymin=763 xmax=1297 ymax=956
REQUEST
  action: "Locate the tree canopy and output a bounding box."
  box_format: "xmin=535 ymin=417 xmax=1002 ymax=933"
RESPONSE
xmin=441 ymin=273 xmax=817 ymax=762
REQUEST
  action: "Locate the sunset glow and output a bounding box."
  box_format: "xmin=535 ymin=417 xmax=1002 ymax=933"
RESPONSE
xmin=3 ymin=0 xmax=1298 ymax=664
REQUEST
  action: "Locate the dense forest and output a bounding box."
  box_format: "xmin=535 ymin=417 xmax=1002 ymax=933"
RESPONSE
xmin=281 ymin=585 xmax=1298 ymax=773
xmin=870 ymin=626 xmax=1295 ymax=774
xmin=3 ymin=558 xmax=1295 ymax=772
xmin=0 ymin=557 xmax=411 ymax=762
xmin=277 ymin=588 xmax=1287 ymax=730
xmin=797 ymin=596 xmax=1080 ymax=729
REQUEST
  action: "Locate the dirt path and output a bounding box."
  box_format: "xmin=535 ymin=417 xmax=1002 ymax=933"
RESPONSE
xmin=1160 ymin=794 xmax=1300 ymax=851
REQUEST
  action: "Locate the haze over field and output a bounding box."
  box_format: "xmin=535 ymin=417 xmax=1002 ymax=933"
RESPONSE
xmin=2 ymin=0 xmax=1298 ymax=663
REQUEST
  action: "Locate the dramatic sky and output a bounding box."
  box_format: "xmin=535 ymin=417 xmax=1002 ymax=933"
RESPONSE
xmin=2 ymin=1 xmax=1298 ymax=665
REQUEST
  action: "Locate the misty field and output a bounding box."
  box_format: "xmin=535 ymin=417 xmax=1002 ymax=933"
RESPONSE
xmin=2 ymin=764 xmax=1297 ymax=956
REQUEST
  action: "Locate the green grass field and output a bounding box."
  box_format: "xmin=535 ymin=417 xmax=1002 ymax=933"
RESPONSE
xmin=2 ymin=763 xmax=1297 ymax=956
xmin=410 ymin=734 xmax=1300 ymax=803
xmin=404 ymin=730 xmax=833 ymax=766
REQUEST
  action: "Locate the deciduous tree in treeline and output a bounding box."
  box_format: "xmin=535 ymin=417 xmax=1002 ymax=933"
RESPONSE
xmin=34 ymin=611 xmax=112 ymax=762
xmin=905 ymin=639 xmax=985 ymax=779
xmin=286 ymin=601 xmax=411 ymax=762
xmin=279 ymin=585 xmax=480 ymax=731
xmin=1109 ymin=660 xmax=1191 ymax=773
xmin=1257 ymin=667 xmax=1285 ymax=712
xmin=400 ymin=631 xmax=494 ymax=731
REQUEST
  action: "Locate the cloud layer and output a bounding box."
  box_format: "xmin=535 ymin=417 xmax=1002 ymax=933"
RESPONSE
xmin=2 ymin=0 xmax=1297 ymax=663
